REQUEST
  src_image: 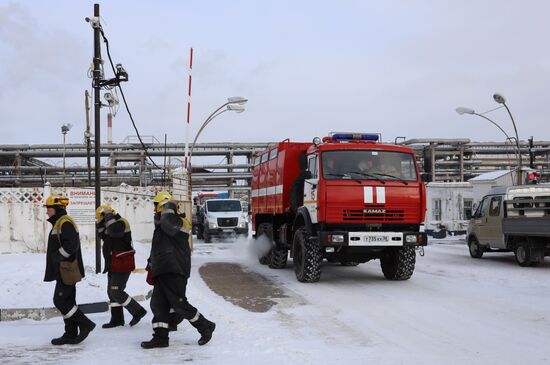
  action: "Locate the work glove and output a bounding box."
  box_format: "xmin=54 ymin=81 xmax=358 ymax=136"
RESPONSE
xmin=162 ymin=201 xmax=178 ymax=214
xmin=96 ymin=221 xmax=105 ymax=231
xmin=103 ymin=211 xmax=115 ymax=223
xmin=145 ymin=258 xmax=154 ymax=285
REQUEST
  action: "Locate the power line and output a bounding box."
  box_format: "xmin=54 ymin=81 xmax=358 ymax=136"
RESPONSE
xmin=481 ymin=105 xmax=505 ymax=115
xmin=98 ymin=26 xmax=162 ymax=170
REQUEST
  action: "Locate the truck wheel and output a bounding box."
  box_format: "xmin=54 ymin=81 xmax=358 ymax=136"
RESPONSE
xmin=468 ymin=237 xmax=483 ymax=259
xmin=197 ymin=225 xmax=204 ymax=240
xmin=269 ymin=247 xmax=288 ymax=269
xmin=292 ymin=228 xmax=322 ymax=282
xmin=515 ymin=242 xmax=535 ymax=267
xmin=257 ymin=223 xmax=273 ymax=265
xmin=380 ymin=247 xmax=416 ymax=281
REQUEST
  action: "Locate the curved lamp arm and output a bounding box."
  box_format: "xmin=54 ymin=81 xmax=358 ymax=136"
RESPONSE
xmin=189 ymin=108 xmax=230 ymax=161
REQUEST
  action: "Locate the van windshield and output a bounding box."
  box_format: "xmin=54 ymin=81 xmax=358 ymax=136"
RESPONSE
xmin=207 ymin=200 xmax=242 ymax=212
xmin=321 ymin=150 xmax=418 ymax=181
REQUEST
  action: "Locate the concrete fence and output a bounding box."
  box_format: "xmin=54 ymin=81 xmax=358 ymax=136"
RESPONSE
xmin=0 ymin=184 xmax=168 ymax=253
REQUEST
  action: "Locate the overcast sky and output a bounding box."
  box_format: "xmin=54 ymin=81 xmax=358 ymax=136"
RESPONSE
xmin=1 ymin=0 xmax=549 ymax=147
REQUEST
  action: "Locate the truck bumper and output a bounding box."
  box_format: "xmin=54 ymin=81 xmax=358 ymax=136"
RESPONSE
xmin=318 ymin=231 xmax=427 ymax=247
xmin=206 ymin=227 xmax=249 ymax=236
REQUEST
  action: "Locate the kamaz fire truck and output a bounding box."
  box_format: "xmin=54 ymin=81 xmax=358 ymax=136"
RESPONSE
xmin=251 ymin=132 xmax=427 ymax=282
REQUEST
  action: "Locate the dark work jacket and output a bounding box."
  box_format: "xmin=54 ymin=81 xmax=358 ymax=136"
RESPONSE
xmin=98 ymin=213 xmax=133 ymax=273
xmin=150 ymin=205 xmax=191 ymax=278
xmin=44 ymin=210 xmax=85 ymax=282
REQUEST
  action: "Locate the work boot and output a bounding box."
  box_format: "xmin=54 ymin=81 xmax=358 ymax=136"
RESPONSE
xmin=51 ymin=319 xmax=78 ymax=345
xmin=126 ymin=299 xmax=147 ymax=327
xmin=190 ymin=313 xmax=216 ymax=346
xmin=102 ymin=306 xmax=124 ymax=329
xmin=71 ymin=310 xmax=96 ymax=344
xmin=140 ymin=328 xmax=169 ymax=349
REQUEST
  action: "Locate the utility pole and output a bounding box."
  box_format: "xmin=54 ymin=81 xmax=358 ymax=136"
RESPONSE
xmin=85 ymin=90 xmax=92 ymax=185
xmin=163 ymin=133 xmax=167 ymax=188
xmin=92 ymin=3 xmax=102 ymax=274
xmin=62 ymin=131 xmax=67 ymax=188
xmin=529 ymin=136 xmax=535 ymax=169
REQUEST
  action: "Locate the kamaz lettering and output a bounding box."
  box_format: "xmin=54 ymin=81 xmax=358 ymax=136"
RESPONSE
xmin=363 ymin=208 xmax=386 ymax=214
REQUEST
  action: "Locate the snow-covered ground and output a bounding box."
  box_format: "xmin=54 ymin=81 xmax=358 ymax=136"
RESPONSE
xmin=0 ymin=242 xmax=153 ymax=309
xmin=1 ymin=237 xmax=549 ymax=365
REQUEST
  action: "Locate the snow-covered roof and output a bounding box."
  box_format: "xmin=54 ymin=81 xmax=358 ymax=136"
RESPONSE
xmin=469 ymin=170 xmax=512 ymax=182
xmin=427 ymin=182 xmax=472 ymax=188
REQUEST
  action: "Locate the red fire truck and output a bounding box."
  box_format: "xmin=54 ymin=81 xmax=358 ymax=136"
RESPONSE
xmin=251 ymin=132 xmax=427 ymax=282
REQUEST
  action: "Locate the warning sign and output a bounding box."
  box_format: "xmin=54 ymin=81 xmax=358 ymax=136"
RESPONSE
xmin=67 ymin=189 xmax=96 ymax=225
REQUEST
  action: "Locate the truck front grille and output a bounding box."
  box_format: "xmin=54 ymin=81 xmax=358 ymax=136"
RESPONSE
xmin=217 ymin=217 xmax=238 ymax=227
xmin=343 ymin=209 xmax=405 ymax=222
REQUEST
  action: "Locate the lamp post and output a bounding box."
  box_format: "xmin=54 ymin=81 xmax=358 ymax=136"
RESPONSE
xmin=456 ymin=106 xmax=521 ymax=184
xmin=493 ymin=93 xmax=522 ymax=184
xmin=61 ymin=123 xmax=73 ymax=188
xmin=188 ymin=97 xmax=247 ymax=163
xmin=185 ymin=96 xmax=247 ymax=209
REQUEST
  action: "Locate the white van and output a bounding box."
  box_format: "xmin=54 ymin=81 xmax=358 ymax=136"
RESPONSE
xmin=196 ymin=199 xmax=249 ymax=243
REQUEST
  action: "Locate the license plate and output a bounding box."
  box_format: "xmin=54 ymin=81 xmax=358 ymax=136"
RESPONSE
xmin=364 ymin=236 xmax=388 ymax=243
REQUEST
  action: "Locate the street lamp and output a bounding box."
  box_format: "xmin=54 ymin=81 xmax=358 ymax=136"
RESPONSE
xmin=185 ymin=96 xmax=247 ymax=204
xmin=188 ymin=97 xmax=248 ymax=163
xmin=455 ymin=106 xmax=521 ymax=184
xmin=456 ymin=107 xmax=513 ymax=141
xmin=493 ymin=93 xmax=522 ymax=178
xmin=61 ymin=123 xmax=73 ymax=188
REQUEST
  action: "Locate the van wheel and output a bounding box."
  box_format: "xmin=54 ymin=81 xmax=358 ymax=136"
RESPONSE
xmin=468 ymin=237 xmax=484 ymax=259
xmin=515 ymin=242 xmax=535 ymax=267
xmin=257 ymin=223 xmax=273 ymax=265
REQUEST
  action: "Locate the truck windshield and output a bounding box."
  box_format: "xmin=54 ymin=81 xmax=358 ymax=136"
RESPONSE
xmin=321 ymin=150 xmax=418 ymax=181
xmin=207 ymin=200 xmax=242 ymax=212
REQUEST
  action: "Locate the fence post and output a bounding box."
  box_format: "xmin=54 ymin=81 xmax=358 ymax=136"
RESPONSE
xmin=42 ymin=182 xmax=51 ymax=251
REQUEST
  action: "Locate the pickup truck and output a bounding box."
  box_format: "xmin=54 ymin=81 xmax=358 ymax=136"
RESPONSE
xmin=467 ymin=185 xmax=550 ymax=266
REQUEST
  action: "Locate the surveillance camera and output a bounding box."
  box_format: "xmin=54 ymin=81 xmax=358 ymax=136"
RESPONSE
xmin=85 ymin=16 xmax=100 ymax=28
xmin=104 ymin=92 xmax=119 ymax=106
xmin=115 ymin=64 xmax=128 ymax=80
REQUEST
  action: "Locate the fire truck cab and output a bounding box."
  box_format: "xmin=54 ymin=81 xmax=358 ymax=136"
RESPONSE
xmin=251 ymin=132 xmax=427 ymax=282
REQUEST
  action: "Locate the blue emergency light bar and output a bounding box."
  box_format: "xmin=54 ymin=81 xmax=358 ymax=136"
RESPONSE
xmin=329 ymin=132 xmax=380 ymax=142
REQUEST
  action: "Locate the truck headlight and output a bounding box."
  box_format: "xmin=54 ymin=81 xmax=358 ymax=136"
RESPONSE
xmin=405 ymin=235 xmax=418 ymax=243
xmin=327 ymin=234 xmax=344 ymax=243
xmin=238 ymin=222 xmax=247 ymax=228
xmin=209 ymin=222 xmax=218 ymax=229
